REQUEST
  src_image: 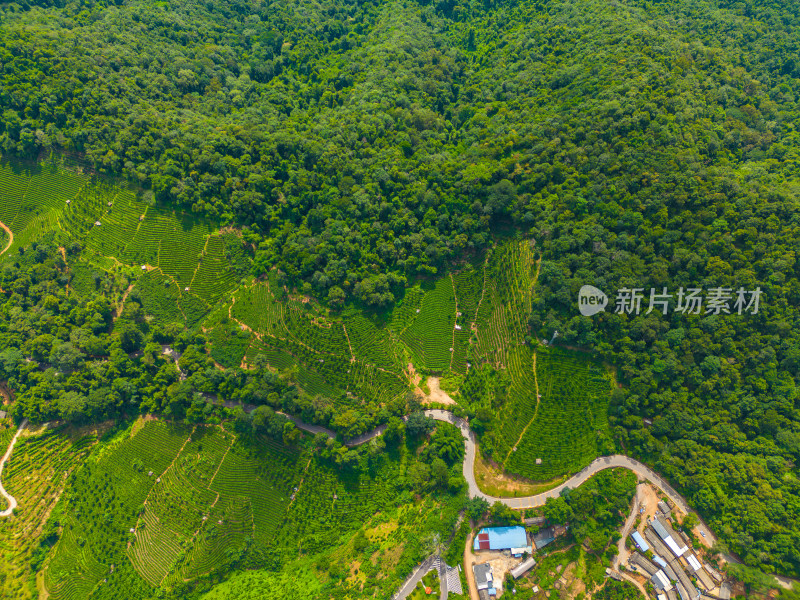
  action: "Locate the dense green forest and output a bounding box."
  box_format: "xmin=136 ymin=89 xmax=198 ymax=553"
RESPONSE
xmin=1 ymin=0 xmax=800 ymax=590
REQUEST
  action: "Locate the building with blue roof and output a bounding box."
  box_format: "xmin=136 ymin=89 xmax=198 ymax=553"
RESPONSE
xmin=631 ymin=531 xmax=649 ymax=552
xmin=473 ymin=526 xmax=530 ymax=552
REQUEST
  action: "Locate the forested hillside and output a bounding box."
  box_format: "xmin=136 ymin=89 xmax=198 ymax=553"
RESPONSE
xmin=2 ymin=0 xmax=797 ymax=302
xmin=1 ymin=0 xmax=800 ymax=589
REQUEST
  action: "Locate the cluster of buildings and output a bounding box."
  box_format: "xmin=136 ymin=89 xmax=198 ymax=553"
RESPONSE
xmin=629 ymin=513 xmax=725 ymax=600
xmin=472 ymin=523 xmax=566 ymax=599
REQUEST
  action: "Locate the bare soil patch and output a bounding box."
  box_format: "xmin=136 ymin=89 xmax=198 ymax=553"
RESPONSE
xmin=422 ymin=376 xmax=457 ymax=406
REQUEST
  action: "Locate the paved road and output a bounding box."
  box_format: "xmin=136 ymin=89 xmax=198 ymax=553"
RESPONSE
xmin=393 ymin=554 xmax=438 ymax=600
xmin=0 ymin=419 xmax=27 ymax=517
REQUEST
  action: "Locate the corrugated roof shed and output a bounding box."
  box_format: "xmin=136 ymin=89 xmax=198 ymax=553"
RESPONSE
xmin=652 ymin=570 xmax=673 ymax=591
xmin=473 ymin=527 xmax=528 ymax=551
xmin=665 ymin=536 xmax=688 ymax=557
xmin=686 ymin=555 xmax=702 ymax=571
xmin=667 ymin=590 xmax=679 ymax=600
xmin=663 ymin=561 xmax=679 ymax=584
xmin=654 ymin=555 xmax=668 ymax=568
xmin=672 ymin=561 xmax=699 ymax=600
xmin=511 ymin=557 xmax=536 ymax=579
xmin=652 ymin=518 xmax=671 ymax=540
xmin=644 ymin=527 xmax=676 ymax=562
xmin=695 ymin=568 xmax=715 ymax=591
xmin=631 ymin=553 xmax=659 ymax=576
xmin=676 ymin=583 xmax=690 ymax=600
xmin=704 ymin=564 xmax=723 ymax=582
xmin=631 ymin=531 xmax=649 ymax=552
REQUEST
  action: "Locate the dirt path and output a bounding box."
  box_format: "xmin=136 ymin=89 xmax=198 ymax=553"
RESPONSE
xmin=463 ymin=531 xmax=480 ymax=600
xmin=614 ymin=483 xmax=643 ymax=570
xmin=0 ymin=419 xmax=28 ymax=517
xmin=0 ymin=221 xmax=13 ymax=257
xmin=115 ymin=283 xmax=136 ymax=321
xmin=503 ymin=351 xmax=541 ymax=463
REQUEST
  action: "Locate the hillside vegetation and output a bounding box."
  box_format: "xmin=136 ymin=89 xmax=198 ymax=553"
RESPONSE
xmin=0 ymin=0 xmax=799 ymax=587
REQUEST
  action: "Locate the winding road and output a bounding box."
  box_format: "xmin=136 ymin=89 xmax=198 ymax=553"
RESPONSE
xmin=0 ymin=419 xmax=27 ymax=517
xmin=282 ymin=408 xmax=793 ymax=590
xmin=0 ymin=404 xmax=792 ymax=589
xmin=285 ymin=408 xmax=701 ymax=513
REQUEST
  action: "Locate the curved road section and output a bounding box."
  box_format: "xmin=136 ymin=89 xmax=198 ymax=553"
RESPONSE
xmin=283 ymin=408 xmax=697 ymax=513
xmin=0 ymin=419 xmax=27 ymax=517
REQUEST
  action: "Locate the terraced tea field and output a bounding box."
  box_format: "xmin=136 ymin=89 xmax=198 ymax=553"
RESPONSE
xmin=504 ymin=348 xmax=612 ymax=481
xmin=43 ymin=421 xmax=190 ymax=600
xmin=0 ymin=425 xmax=97 ymax=600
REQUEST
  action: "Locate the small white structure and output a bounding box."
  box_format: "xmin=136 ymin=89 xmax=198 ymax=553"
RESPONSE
xmin=686 ymin=554 xmax=702 ymax=571
xmin=141 ymin=265 xmax=147 ymax=270
xmin=536 ymin=458 xmax=542 ymax=464
xmin=184 ymin=287 xmax=189 ymax=291
xmin=455 ymin=324 xmax=462 ymax=330
xmin=94 ymin=221 xmax=102 ymax=226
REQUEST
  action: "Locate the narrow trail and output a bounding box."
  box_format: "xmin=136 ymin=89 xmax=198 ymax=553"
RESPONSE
xmin=0 ymin=419 xmax=28 ymax=517
xmin=503 ymin=351 xmax=541 ymax=464
xmin=0 ymin=221 xmax=13 ymax=257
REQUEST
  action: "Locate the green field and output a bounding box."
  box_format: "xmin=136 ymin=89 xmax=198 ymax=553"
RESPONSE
xmin=0 ymin=425 xmax=97 ymax=600
xmin=0 ymin=161 xmax=612 ymax=485
xmin=505 ymin=348 xmax=612 ymax=480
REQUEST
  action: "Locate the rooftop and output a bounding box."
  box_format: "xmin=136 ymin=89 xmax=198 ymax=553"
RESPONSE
xmin=474 ymin=526 xmax=528 ymax=552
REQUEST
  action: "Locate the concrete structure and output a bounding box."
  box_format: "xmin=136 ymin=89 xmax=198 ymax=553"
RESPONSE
xmin=510 ymin=557 xmax=536 ymax=579
xmin=718 ymin=582 xmax=731 ymax=600
xmin=473 ymin=563 xmax=493 ymax=591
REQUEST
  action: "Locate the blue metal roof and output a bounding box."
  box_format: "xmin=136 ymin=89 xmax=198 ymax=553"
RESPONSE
xmin=631 ymin=531 xmax=649 ymax=552
xmin=473 ymin=526 xmax=528 ymax=551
